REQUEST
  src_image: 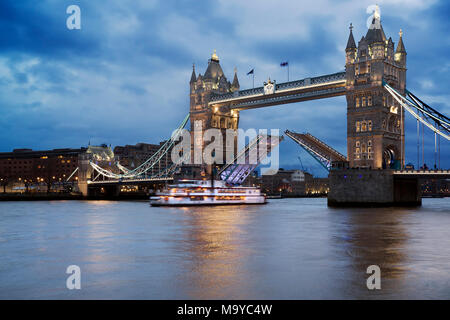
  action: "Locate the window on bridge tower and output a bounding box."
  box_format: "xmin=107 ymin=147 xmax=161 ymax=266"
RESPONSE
xmin=383 ymin=96 xmax=386 ymax=107
xmin=362 ymin=143 xmax=367 ymax=153
xmin=368 ymin=120 xmax=372 ymax=131
xmin=355 ymin=65 xmax=359 ymax=75
xmin=361 ymin=121 xmax=367 ymax=132
xmin=356 ymin=97 xmax=360 ymax=108
xmin=367 ymin=64 xmax=371 ymax=73
xmin=362 ymin=97 xmax=366 ymax=107
xmin=368 ymin=96 xmax=372 ymax=106
xmin=355 ymin=147 xmax=361 ymax=159
xmin=356 ymin=121 xmax=360 ymax=132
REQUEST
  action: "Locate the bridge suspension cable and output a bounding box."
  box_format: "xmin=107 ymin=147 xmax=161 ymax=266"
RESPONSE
xmin=383 ymin=83 xmax=450 ymax=141
xmin=65 ymin=167 xmax=79 ymax=182
xmin=218 ymin=134 xmax=284 ymax=185
xmin=89 ymin=114 xmax=190 ymax=180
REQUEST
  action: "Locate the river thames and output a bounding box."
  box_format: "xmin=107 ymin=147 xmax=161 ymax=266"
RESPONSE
xmin=0 ymin=198 xmax=449 ymax=299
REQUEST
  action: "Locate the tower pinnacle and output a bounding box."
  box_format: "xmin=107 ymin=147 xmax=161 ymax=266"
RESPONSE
xmin=231 ymin=67 xmax=240 ymax=91
xmin=190 ymin=63 xmax=196 ymax=83
xmin=396 ymin=29 xmax=406 ymax=53
xmin=346 ymin=23 xmax=356 ymax=50
xmin=211 ymin=49 xmax=219 ymax=62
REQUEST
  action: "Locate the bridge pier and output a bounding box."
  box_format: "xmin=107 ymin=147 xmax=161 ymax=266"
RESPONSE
xmin=328 ymin=169 xmax=421 ymax=207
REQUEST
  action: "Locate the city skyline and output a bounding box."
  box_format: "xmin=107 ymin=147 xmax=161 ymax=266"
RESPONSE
xmin=0 ymin=0 xmax=449 ymax=175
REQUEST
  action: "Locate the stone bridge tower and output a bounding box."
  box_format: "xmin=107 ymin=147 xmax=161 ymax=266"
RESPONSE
xmin=189 ymin=51 xmax=240 ymax=165
xmin=345 ymin=7 xmax=407 ymax=169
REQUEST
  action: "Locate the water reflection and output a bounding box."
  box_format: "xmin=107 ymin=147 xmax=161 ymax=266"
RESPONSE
xmin=0 ymin=199 xmax=449 ymax=299
xmin=330 ymin=207 xmax=412 ymax=298
xmin=175 ymin=206 xmax=254 ymax=299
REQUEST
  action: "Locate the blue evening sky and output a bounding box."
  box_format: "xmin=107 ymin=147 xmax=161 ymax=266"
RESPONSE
xmin=0 ymin=0 xmax=448 ymax=176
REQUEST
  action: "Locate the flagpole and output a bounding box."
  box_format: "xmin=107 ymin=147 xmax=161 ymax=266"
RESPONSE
xmin=280 ymin=62 xmax=289 ymax=82
xmin=253 ymin=72 xmax=254 ymax=89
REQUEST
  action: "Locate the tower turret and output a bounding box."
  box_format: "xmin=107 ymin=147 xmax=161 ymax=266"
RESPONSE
xmin=395 ymin=29 xmax=407 ymax=66
xmin=346 ymin=23 xmax=357 ymax=65
xmin=190 ymin=64 xmax=196 ymax=84
xmin=231 ymin=67 xmax=240 ymax=92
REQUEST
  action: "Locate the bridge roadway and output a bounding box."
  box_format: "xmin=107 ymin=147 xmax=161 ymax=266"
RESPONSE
xmin=87 ymin=177 xmax=173 ymax=186
xmin=209 ymin=72 xmax=346 ymax=110
xmin=393 ymin=170 xmax=450 ymax=178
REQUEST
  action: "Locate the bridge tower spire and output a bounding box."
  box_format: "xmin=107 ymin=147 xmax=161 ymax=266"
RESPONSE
xmin=346 ymin=23 xmax=357 ymax=65
xmin=345 ymin=8 xmax=407 ymax=169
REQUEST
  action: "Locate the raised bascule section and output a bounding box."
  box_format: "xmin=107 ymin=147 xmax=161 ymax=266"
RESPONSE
xmin=285 ymin=130 xmax=347 ymax=171
xmin=219 ymin=134 xmax=284 ymax=185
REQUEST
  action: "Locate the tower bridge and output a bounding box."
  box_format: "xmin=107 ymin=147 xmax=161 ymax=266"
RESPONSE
xmin=79 ymin=6 xmax=449 ymax=205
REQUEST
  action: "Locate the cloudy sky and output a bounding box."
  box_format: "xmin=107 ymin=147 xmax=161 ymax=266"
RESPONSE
xmin=0 ymin=0 xmax=448 ymax=176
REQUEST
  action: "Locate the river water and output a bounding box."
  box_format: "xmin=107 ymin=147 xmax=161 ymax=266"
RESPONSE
xmin=0 ymin=198 xmax=449 ymax=299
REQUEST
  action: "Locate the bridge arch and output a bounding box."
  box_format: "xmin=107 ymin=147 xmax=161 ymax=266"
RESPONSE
xmin=383 ymin=145 xmax=399 ymax=169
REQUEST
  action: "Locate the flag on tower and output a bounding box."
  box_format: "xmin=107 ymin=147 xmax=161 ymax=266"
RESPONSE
xmin=247 ymin=69 xmax=254 ymax=75
xmin=280 ymin=62 xmax=289 ymax=67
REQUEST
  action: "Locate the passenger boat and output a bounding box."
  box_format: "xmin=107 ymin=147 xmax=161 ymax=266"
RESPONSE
xmin=149 ymin=179 xmax=266 ymax=206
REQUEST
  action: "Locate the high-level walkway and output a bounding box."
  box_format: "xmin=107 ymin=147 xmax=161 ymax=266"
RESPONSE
xmin=209 ymin=72 xmax=346 ymax=110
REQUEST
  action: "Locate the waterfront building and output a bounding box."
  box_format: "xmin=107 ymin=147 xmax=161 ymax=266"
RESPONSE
xmin=0 ymin=147 xmax=84 ymax=192
xmin=0 ymin=145 xmax=115 ymax=193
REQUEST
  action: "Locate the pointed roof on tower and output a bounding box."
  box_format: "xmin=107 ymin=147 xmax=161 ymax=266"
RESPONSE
xmin=365 ymin=5 xmax=386 ymax=44
xmin=396 ymin=29 xmax=406 ymax=53
xmin=231 ymin=67 xmax=240 ymax=89
xmin=346 ymin=23 xmax=356 ymax=50
xmin=203 ymin=50 xmax=225 ymax=82
xmin=190 ymin=63 xmax=196 ymax=83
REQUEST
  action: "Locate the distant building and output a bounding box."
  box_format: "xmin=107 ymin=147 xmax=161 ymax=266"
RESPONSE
xmin=113 ymin=142 xmax=172 ymax=174
xmin=259 ymin=169 xmax=329 ymax=196
xmin=305 ymin=177 xmax=329 ymax=195
xmin=261 ymin=169 xmax=309 ymax=196
xmin=421 ymin=178 xmax=450 ymax=197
